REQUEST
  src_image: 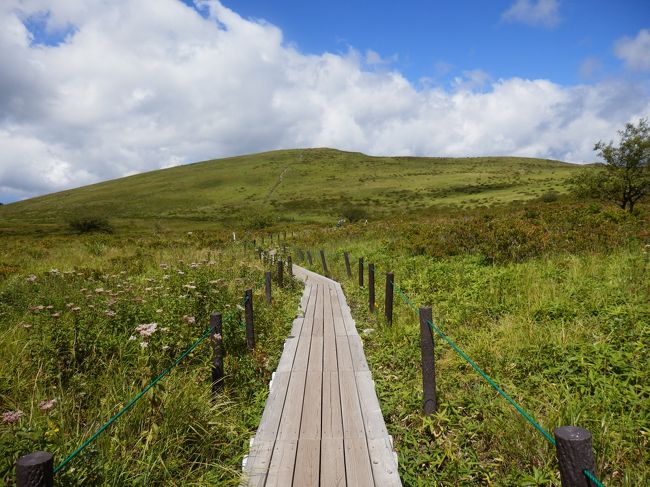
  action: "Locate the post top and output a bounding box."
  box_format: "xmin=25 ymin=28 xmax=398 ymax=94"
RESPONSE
xmin=554 ymin=425 xmax=592 ymax=442
xmin=17 ymin=451 xmax=53 ymax=467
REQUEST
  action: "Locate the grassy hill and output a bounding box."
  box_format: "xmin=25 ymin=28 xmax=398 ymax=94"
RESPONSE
xmin=0 ymin=148 xmax=580 ymax=234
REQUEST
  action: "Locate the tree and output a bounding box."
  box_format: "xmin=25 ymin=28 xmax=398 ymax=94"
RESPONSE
xmin=576 ymin=118 xmax=650 ymax=212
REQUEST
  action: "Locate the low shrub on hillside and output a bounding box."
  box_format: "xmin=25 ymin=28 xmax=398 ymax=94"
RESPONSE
xmin=67 ymin=216 xmax=113 ymax=234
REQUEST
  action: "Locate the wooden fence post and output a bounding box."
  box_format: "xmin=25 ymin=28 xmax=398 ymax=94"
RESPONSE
xmin=359 ymin=257 xmax=364 ymax=287
xmin=245 ymin=289 xmax=255 ymax=350
xmin=368 ymin=263 xmax=375 ymax=312
xmin=16 ymin=451 xmax=53 ymax=487
xmin=277 ymin=259 xmax=284 ymax=288
xmin=307 ymin=251 xmax=313 ymax=266
xmin=287 ymin=256 xmax=293 ymax=276
xmin=298 ymin=249 xmax=305 ymax=262
xmin=265 ymin=271 xmax=272 ymax=303
xmin=385 ymin=272 xmax=394 ymax=326
xmin=554 ymin=426 xmax=597 ymax=487
xmin=320 ymin=249 xmax=329 ymax=276
xmin=419 ymin=307 xmax=437 ymax=415
xmin=344 ymin=252 xmax=352 ymax=278
xmin=210 ymin=313 xmax=224 ymax=395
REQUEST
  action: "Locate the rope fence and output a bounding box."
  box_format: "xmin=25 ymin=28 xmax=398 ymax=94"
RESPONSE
xmin=15 ymin=254 xmax=292 ymax=486
xmin=296 ymin=246 xmax=609 ymax=487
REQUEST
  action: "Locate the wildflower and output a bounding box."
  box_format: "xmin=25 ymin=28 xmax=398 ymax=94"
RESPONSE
xmin=19 ymin=322 xmax=32 ymax=329
xmin=145 ymin=287 xmax=153 ymax=292
xmin=163 ymin=275 xmax=170 ymax=280
xmin=46 ymin=305 xmax=54 ymax=310
xmin=71 ymin=307 xmax=81 ymax=313
xmin=136 ymin=323 xmax=158 ymax=337
xmin=162 ymin=345 xmax=169 ymax=351
xmin=236 ymin=304 xmax=244 ymax=311
xmin=187 ymin=232 xmax=193 ymax=236
xmin=160 ymin=263 xmax=169 ymax=269
xmin=107 ymin=299 xmax=117 ymax=306
xmin=161 ymin=327 xmax=169 ymax=332
xmin=183 ymin=315 xmax=196 ymax=325
xmin=156 ymin=308 xmax=163 ymax=313
xmin=104 ymin=310 xmax=116 ymax=317
xmin=140 ymin=341 xmax=149 ymax=349
xmin=51 ymin=312 xmax=61 ymax=319
xmin=95 ymin=288 xmax=104 ymax=294
xmin=49 ymin=269 xmax=59 ymax=274
xmin=2 ymin=410 xmax=23 ymax=424
xmin=183 ymin=284 xmax=196 ymax=290
xmin=190 ymin=263 xmax=199 ymax=269
xmin=129 ymin=335 xmax=137 ymax=341
xmin=26 ymin=275 xmax=37 ymax=282
xmin=38 ymin=399 xmax=57 ymax=412
xmin=177 ymin=270 xmax=185 ymax=275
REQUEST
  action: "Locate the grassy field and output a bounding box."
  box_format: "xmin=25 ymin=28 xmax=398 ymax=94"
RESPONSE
xmin=1 ymin=149 xmax=647 ymax=485
xmin=0 ymin=148 xmax=579 ymax=235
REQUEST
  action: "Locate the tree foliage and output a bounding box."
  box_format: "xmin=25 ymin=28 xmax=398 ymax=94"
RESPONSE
xmin=574 ymin=119 xmax=650 ymax=212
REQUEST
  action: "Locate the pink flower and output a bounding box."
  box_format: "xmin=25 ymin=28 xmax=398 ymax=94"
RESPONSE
xmin=136 ymin=323 xmax=158 ymax=337
xmin=2 ymin=410 xmax=24 ymax=424
xmin=38 ymin=399 xmax=57 ymax=412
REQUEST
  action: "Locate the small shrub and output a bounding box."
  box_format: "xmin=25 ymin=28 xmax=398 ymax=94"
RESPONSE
xmin=341 ymin=205 xmax=368 ymax=223
xmin=540 ymin=191 xmax=559 ymax=203
xmin=67 ymin=216 xmax=113 ymax=234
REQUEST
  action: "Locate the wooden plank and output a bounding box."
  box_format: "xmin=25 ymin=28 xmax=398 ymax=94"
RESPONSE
xmin=321 ymin=371 xmax=343 ymax=439
xmin=344 ymin=436 xmax=374 ymax=487
xmin=367 ymin=438 xmax=401 ymax=487
xmin=348 ymin=335 xmax=369 ymax=372
xmin=244 ymin=440 xmax=274 ymax=487
xmin=276 ymin=370 xmax=309 ymax=441
xmin=293 ymin=438 xmax=320 ymax=486
xmin=330 ymin=287 xmax=347 ymax=336
xmin=323 ymin=286 xmax=338 ymax=372
xmin=255 ymin=371 xmax=291 ymax=442
xmin=355 ymin=371 xmax=389 ymax=440
xmin=311 ymin=284 xmax=324 ymax=337
xmin=336 ymin=335 xmax=353 ymax=372
xmin=321 ymin=438 xmax=347 ymax=487
xmin=339 ymin=371 xmax=366 ymax=439
xmin=265 ymin=441 xmax=298 ymax=487
xmin=308 ymin=337 xmax=323 ymax=372
xmin=277 ymin=336 xmax=299 ymax=373
xmin=334 ymin=284 xmax=358 ymax=335
xmin=299 ymin=370 xmax=322 ymax=439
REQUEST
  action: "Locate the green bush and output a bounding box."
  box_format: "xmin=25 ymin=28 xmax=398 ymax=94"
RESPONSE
xmin=67 ymin=216 xmax=113 ymax=234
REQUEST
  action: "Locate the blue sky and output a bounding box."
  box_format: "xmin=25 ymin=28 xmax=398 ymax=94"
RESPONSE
xmin=0 ymin=0 xmax=649 ymax=202
xmin=214 ymin=0 xmax=650 ymax=86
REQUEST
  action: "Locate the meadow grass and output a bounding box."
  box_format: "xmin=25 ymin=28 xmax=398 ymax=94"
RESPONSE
xmin=1 ymin=232 xmax=302 ymax=485
xmin=293 ymin=202 xmax=648 ymax=486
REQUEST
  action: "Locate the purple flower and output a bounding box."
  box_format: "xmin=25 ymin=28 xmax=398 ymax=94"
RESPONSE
xmin=38 ymin=399 xmax=57 ymax=412
xmin=2 ymin=410 xmax=24 ymax=424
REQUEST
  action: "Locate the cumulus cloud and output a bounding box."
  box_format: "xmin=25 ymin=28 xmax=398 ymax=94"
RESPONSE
xmin=501 ymin=0 xmax=561 ymax=28
xmin=0 ymin=0 xmax=649 ymax=202
xmin=615 ymin=29 xmax=650 ymax=71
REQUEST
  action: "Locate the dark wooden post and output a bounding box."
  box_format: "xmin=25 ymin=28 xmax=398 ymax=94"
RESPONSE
xmin=265 ymin=271 xmax=272 ymax=303
xmin=210 ymin=313 xmax=224 ymax=395
xmin=283 ymin=231 xmax=286 ymax=240
xmin=554 ymin=426 xmax=597 ymax=487
xmin=307 ymin=250 xmax=313 ymax=265
xmin=16 ymin=451 xmax=53 ymax=487
xmin=344 ymin=252 xmax=352 ymax=277
xmin=385 ymin=272 xmax=394 ymax=326
xmin=261 ymin=235 xmax=264 ymax=245
xmin=245 ymin=289 xmax=254 ymax=350
xmin=419 ymin=307 xmax=437 ymax=415
xmin=277 ymin=259 xmax=284 ymax=288
xmin=320 ymin=249 xmax=329 ymax=275
xmin=368 ymin=263 xmax=375 ymax=312
xmin=358 ymin=257 xmax=364 ymax=287
xmin=298 ymin=249 xmax=305 ymax=262
xmin=287 ymin=256 xmax=293 ymax=276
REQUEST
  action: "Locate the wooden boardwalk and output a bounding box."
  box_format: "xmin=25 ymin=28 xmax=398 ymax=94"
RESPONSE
xmin=243 ymin=265 xmax=401 ymax=486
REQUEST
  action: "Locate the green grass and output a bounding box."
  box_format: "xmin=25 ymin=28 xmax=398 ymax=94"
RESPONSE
xmin=0 ymin=148 xmax=579 ymax=234
xmin=0 ymin=233 xmax=302 ymax=485
xmin=1 ymin=147 xmax=647 ymax=485
xmin=294 ymin=205 xmax=649 ymax=486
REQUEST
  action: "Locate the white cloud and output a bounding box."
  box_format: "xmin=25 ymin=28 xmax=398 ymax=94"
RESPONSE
xmin=501 ymin=0 xmax=561 ymax=28
xmin=578 ymin=57 xmax=602 ymax=79
xmin=615 ymin=29 xmax=650 ymax=71
xmin=0 ymin=0 xmax=649 ymax=202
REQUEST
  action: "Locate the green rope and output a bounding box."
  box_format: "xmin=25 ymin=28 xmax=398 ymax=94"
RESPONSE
xmin=584 ymin=469 xmax=607 ymax=487
xmin=391 ymin=281 xmax=557 ymax=446
xmin=54 ymin=327 xmax=211 ymax=474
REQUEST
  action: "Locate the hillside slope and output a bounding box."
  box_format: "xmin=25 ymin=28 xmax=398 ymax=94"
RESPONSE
xmin=0 ymin=148 xmax=580 ymax=232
